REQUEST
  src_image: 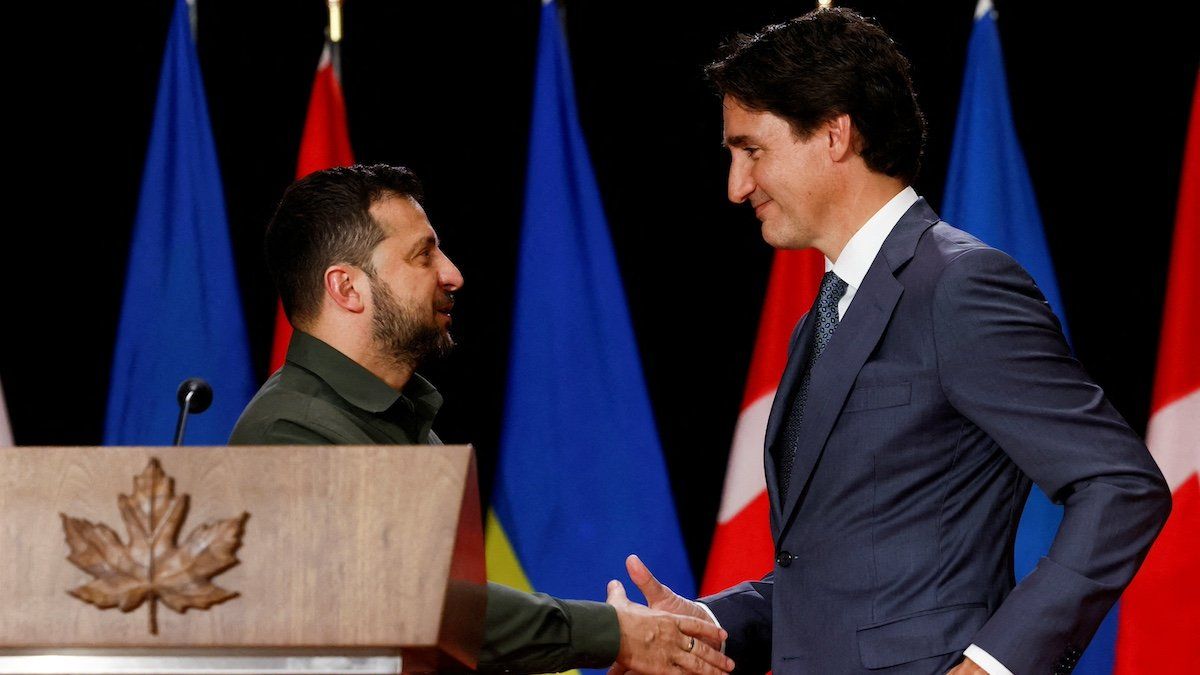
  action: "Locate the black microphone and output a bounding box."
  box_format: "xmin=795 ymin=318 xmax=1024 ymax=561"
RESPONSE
xmin=173 ymin=378 xmax=213 ymax=446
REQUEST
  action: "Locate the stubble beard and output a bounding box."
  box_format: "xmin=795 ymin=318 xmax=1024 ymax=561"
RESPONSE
xmin=368 ymin=274 xmax=455 ymax=371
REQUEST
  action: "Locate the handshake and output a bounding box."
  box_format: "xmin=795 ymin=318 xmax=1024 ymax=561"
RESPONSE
xmin=604 ymin=555 xmax=735 ymax=675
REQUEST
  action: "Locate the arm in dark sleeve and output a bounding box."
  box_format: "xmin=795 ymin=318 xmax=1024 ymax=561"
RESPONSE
xmin=932 ymin=247 xmax=1171 ymax=673
xmin=699 ymin=573 xmax=774 ymax=675
xmin=478 ymin=582 xmax=619 ymax=674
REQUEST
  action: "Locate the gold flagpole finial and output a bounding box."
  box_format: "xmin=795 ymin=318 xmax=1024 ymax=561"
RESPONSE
xmin=186 ymin=0 xmax=198 ymax=42
xmin=327 ymin=0 xmax=344 ymax=44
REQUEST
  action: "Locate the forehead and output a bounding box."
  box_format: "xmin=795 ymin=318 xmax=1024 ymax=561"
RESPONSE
xmin=369 ymin=194 xmax=435 ymax=240
xmin=722 ymin=96 xmax=793 ymax=146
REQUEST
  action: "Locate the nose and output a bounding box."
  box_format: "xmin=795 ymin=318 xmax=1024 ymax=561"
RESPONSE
xmin=439 ymin=254 xmax=463 ymax=292
xmin=727 ymin=155 xmax=754 ymax=204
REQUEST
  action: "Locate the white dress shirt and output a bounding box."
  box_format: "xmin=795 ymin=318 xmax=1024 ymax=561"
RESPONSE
xmin=825 ymin=186 xmax=918 ymax=320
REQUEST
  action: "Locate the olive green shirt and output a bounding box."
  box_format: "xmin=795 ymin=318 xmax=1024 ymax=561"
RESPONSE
xmin=230 ymin=331 xmax=620 ymax=673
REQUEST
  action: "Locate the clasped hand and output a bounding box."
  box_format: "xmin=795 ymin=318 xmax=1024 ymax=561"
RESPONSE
xmin=606 ymin=555 xmax=734 ymax=675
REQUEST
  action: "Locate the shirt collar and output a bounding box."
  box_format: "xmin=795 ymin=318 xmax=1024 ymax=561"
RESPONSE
xmin=825 ymin=186 xmax=920 ymax=290
xmin=285 ymin=331 xmax=443 ymax=417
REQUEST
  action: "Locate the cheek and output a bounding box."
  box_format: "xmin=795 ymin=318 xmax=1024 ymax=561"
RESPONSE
xmin=750 ymin=162 xmax=771 ymax=189
xmin=754 ymin=160 xmax=793 ymax=197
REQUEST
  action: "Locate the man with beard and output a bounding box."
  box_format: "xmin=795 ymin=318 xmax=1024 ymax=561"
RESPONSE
xmin=230 ymin=164 xmax=731 ymax=675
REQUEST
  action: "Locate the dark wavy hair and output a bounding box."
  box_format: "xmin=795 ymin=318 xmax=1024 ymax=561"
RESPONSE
xmin=705 ymin=7 xmax=927 ymax=184
xmin=265 ymin=164 xmax=425 ymax=328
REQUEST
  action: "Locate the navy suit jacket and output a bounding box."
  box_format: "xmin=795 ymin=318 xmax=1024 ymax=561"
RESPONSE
xmin=702 ymin=200 xmax=1171 ymax=674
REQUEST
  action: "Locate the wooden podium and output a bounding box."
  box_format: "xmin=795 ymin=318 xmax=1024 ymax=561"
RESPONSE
xmin=0 ymin=446 xmax=486 ymax=674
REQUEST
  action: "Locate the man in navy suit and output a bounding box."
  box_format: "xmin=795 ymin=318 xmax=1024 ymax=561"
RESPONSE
xmin=623 ymin=8 xmax=1171 ymax=674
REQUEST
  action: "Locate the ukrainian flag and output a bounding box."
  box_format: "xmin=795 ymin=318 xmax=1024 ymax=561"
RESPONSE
xmin=486 ymin=3 xmax=695 ymax=670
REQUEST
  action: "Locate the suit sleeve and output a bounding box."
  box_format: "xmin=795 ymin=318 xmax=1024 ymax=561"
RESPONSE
xmin=932 ymin=247 xmax=1171 ymax=673
xmin=699 ymin=573 xmax=775 ymax=674
xmin=478 ymin=582 xmax=619 ymax=673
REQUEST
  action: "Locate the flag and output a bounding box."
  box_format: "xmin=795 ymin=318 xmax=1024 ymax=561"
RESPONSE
xmin=103 ymin=0 xmax=254 ymax=446
xmin=0 ymin=380 xmax=12 ymax=447
xmin=700 ymin=249 xmax=822 ymax=595
xmin=1114 ymin=72 xmax=1200 ymax=674
xmin=269 ymin=41 xmax=355 ymax=373
xmin=485 ymin=0 xmax=695 ymax=646
xmin=943 ymin=1 xmax=1114 ymax=670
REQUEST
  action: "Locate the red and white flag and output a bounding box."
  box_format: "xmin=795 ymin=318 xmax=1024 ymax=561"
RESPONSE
xmin=701 ymin=248 xmax=823 ymax=595
xmin=1115 ymin=74 xmax=1200 ymax=673
xmin=269 ymin=42 xmax=355 ymax=372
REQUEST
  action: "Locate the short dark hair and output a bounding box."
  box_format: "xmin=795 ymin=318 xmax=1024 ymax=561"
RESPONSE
xmin=265 ymin=163 xmax=425 ymax=328
xmin=705 ymin=7 xmax=927 ymax=184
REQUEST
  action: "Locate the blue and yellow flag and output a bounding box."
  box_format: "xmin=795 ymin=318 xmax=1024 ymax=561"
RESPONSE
xmin=944 ymin=2 xmax=1115 ymax=672
xmin=104 ymin=0 xmax=254 ymax=446
xmin=487 ymin=0 xmax=695 ymax=642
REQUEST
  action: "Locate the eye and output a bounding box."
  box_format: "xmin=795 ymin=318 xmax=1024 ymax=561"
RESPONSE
xmin=743 ymin=146 xmax=761 ymax=158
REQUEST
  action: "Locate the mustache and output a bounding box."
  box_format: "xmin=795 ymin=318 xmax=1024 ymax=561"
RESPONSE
xmin=435 ymin=292 xmax=456 ymax=312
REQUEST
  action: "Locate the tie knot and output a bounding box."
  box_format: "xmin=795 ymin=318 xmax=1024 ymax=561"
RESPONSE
xmin=820 ymin=271 xmax=848 ymax=302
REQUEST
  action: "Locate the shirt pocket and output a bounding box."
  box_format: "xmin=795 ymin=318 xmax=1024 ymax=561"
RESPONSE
xmin=843 ymin=382 xmax=912 ymax=413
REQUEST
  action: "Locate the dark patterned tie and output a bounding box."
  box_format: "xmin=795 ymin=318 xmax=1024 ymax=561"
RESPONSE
xmin=778 ymin=271 xmax=848 ymax=503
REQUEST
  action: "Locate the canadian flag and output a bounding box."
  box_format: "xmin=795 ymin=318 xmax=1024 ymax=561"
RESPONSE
xmin=701 ymin=248 xmax=823 ymax=595
xmin=1114 ymin=75 xmax=1200 ymax=672
xmin=269 ymin=42 xmax=355 ymax=373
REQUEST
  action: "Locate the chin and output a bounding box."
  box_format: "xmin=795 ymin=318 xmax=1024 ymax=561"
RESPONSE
xmin=761 ymin=223 xmax=799 ymax=249
xmin=761 ymin=219 xmax=814 ymax=251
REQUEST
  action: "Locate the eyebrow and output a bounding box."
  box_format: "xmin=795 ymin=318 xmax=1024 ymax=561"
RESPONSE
xmin=723 ymin=134 xmax=754 ymax=149
xmin=406 ymin=234 xmax=438 ymax=258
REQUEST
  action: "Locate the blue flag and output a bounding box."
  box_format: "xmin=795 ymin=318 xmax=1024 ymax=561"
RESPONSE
xmin=487 ymin=0 xmax=695 ymax=631
xmin=104 ymin=0 xmax=254 ymax=446
xmin=943 ymin=2 xmax=1116 ymax=672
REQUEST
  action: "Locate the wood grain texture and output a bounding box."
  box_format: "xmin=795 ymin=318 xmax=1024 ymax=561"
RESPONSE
xmin=0 ymin=445 xmax=484 ymax=658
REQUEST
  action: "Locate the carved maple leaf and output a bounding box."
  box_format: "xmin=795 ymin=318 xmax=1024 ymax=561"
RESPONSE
xmin=61 ymin=458 xmax=248 ymax=634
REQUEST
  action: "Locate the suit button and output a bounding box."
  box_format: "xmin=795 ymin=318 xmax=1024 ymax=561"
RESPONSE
xmin=776 ymin=551 xmax=794 ymax=567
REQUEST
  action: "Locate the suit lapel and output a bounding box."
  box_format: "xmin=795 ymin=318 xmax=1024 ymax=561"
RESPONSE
xmin=774 ymin=199 xmax=940 ymax=544
xmin=765 ymin=310 xmax=816 ymax=526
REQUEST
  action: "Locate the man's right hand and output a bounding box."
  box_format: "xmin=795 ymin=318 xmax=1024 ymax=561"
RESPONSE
xmin=607 ymin=579 xmax=733 ymax=675
xmin=626 ymin=554 xmax=714 ymax=628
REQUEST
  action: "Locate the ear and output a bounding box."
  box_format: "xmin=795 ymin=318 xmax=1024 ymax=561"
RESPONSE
xmin=323 ymin=264 xmax=367 ymax=314
xmin=826 ymin=113 xmax=855 ymax=162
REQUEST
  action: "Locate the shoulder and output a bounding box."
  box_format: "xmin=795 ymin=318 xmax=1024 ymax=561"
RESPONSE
xmin=921 ymin=224 xmax=1061 ymax=339
xmin=907 ymin=222 xmax=1034 ymax=291
xmin=228 ymin=365 xmax=371 ymax=445
xmin=917 ymin=222 xmax=1004 ymax=269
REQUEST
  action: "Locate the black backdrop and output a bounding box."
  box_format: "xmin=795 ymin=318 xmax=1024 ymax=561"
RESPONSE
xmin=6 ymin=0 xmax=1197 ymax=582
